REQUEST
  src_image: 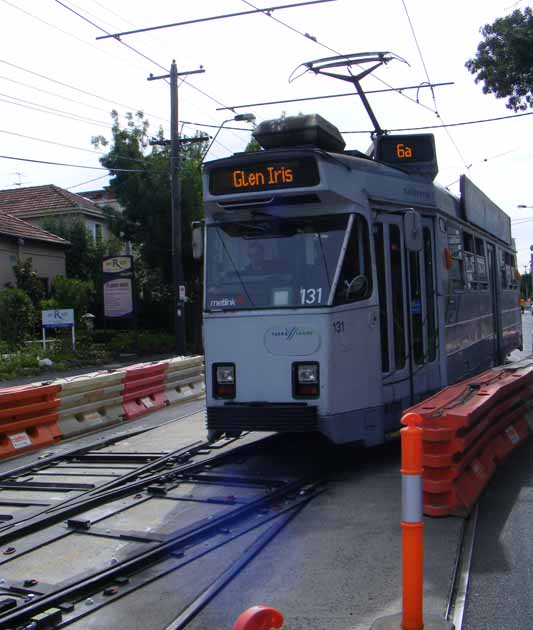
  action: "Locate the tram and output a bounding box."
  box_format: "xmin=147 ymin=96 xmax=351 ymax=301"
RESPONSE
xmin=199 ymin=55 xmax=521 ymax=445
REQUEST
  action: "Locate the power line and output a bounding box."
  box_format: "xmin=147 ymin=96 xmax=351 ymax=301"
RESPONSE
xmin=0 ymin=58 xmax=166 ymax=119
xmin=0 ymin=0 xmax=135 ymax=68
xmin=66 ymin=174 xmax=110 ymax=190
xmin=0 ymin=94 xmax=112 ymax=128
xmin=0 ymin=154 xmax=162 ymax=173
xmin=341 ymin=111 xmax=533 ymax=133
xmin=240 ymin=0 xmax=438 ymax=116
xmin=52 ymin=1 xmax=245 ymax=138
xmin=54 ymin=0 xmax=169 ymax=74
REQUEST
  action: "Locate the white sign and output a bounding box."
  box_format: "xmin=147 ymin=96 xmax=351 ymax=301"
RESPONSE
xmin=42 ymin=309 xmax=74 ymax=329
xmin=102 ymin=256 xmax=133 ymax=274
xmin=104 ymin=279 xmax=134 ymax=318
xmin=8 ymin=431 xmax=32 ymax=449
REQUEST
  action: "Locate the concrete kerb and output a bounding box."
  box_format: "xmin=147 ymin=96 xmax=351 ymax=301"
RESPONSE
xmin=370 ymin=613 xmax=454 ymax=629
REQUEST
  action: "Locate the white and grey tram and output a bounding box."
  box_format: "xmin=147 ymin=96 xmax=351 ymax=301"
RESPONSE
xmin=200 ymin=113 xmax=521 ymax=445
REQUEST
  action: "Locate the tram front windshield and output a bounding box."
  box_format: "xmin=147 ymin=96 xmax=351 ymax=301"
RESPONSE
xmin=205 ymin=214 xmax=350 ymax=310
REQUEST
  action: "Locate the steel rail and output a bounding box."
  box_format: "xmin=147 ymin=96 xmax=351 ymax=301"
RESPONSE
xmin=0 ymin=464 xmax=317 ymax=626
xmin=445 ymin=504 xmax=479 ymax=629
xmin=0 ymin=434 xmax=277 ymax=546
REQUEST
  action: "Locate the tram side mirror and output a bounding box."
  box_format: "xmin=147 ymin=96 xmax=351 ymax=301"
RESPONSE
xmin=191 ymin=221 xmax=204 ymax=260
xmin=403 ymin=209 xmax=423 ymax=252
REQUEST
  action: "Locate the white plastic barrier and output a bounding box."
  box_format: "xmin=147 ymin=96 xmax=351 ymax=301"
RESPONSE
xmin=165 ymin=356 xmax=205 ymax=405
xmin=56 ymin=370 xmax=125 ymax=437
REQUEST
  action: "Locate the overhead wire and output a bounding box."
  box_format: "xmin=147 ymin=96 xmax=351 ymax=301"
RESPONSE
xmin=239 ymin=0 xmax=439 ymax=115
xmin=0 ymin=154 xmax=165 ymax=173
xmin=0 ymin=0 xmax=135 ymax=68
xmin=399 ymin=0 xmax=470 ymax=171
xmin=66 ymin=174 xmax=110 ymax=190
xmin=53 ymin=0 xmax=249 ymax=150
xmin=341 ymin=110 xmax=533 ymax=133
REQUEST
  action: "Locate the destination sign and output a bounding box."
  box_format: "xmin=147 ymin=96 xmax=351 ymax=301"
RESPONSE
xmin=209 ymin=157 xmax=319 ymax=195
xmin=375 ymin=134 xmax=436 ymax=165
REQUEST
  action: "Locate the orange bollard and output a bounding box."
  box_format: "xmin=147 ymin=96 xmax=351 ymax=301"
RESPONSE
xmin=233 ymin=606 xmax=284 ymax=630
xmin=400 ymin=413 xmax=424 ymax=630
xmin=369 ymin=413 xmax=453 ymax=630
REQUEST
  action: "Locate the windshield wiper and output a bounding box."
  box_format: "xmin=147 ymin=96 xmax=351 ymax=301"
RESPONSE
xmin=213 ymin=229 xmax=255 ymax=308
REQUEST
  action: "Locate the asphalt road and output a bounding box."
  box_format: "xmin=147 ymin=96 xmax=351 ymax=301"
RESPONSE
xmin=463 ymin=313 xmax=533 ymax=630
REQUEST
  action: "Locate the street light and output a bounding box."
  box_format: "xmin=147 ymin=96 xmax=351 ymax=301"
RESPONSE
xmin=517 ymin=204 xmax=533 ymax=208
xmin=202 ymin=112 xmax=256 ymax=161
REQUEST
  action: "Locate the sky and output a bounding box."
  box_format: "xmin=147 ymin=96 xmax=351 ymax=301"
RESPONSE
xmin=0 ymin=0 xmax=532 ymax=266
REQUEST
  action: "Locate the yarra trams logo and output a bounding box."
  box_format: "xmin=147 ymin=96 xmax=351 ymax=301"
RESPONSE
xmin=270 ymin=326 xmax=314 ymax=341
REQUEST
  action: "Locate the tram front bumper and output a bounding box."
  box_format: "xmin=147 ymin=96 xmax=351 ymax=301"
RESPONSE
xmin=206 ymin=403 xmax=318 ymax=433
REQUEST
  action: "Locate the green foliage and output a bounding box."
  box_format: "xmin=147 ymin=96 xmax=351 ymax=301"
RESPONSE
xmin=46 ymin=276 xmax=95 ymax=325
xmin=466 ymin=8 xmax=533 ymax=111
xmin=245 ymin=137 xmax=262 ymax=152
xmin=0 ymin=344 xmax=112 ymax=382
xmin=41 ymin=218 xmax=120 ymax=282
xmin=92 ymin=111 xmax=206 ymax=284
xmin=13 ymin=258 xmax=45 ymax=307
xmin=107 ymin=331 xmax=175 ymax=354
xmin=0 ymin=288 xmax=35 ymax=347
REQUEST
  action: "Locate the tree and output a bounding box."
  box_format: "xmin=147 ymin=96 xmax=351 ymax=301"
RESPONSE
xmin=0 ymin=289 xmax=34 ymax=347
xmin=41 ymin=218 xmax=121 ymax=282
xmin=466 ymin=8 xmax=533 ymax=111
xmin=92 ymin=111 xmax=206 ymax=285
xmin=13 ymin=258 xmax=44 ymax=307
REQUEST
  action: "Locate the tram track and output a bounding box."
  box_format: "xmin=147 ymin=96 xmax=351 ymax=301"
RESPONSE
xmin=0 ymin=423 xmax=326 ymax=630
xmin=445 ymin=506 xmax=478 ymax=630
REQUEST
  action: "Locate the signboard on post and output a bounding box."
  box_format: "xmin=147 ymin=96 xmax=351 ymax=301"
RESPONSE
xmin=102 ymin=256 xmax=135 ymax=319
xmin=41 ymin=309 xmax=75 ymax=350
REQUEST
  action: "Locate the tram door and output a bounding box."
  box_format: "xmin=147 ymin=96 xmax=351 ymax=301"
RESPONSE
xmin=374 ymin=214 xmax=439 ymax=408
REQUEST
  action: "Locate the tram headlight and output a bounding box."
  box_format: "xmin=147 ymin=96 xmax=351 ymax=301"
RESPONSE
xmin=213 ymin=363 xmax=236 ymax=399
xmin=293 ymin=362 xmax=320 ymax=398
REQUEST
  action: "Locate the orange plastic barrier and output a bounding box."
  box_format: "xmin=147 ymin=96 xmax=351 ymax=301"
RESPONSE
xmin=122 ymin=362 xmax=168 ymax=421
xmin=233 ymin=606 xmax=284 ymax=630
xmin=0 ymin=383 xmax=61 ymax=458
xmin=404 ymin=360 xmax=533 ymax=516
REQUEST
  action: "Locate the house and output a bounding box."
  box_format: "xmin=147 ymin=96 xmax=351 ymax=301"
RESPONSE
xmin=0 ymin=184 xmax=113 ymax=243
xmin=0 ymin=212 xmax=68 ymax=290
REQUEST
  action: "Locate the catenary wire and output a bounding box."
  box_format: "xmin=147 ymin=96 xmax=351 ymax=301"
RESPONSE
xmin=399 ymin=0 xmax=470 ymax=171
xmin=240 ymin=0 xmax=438 ymax=115
xmin=53 ymin=1 xmax=248 ymax=146
xmin=341 ymin=111 xmax=533 ymax=133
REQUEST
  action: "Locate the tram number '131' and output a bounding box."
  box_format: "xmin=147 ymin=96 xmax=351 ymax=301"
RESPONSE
xmin=300 ymin=288 xmax=322 ymax=304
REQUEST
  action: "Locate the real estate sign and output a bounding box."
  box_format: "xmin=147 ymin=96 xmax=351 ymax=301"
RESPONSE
xmin=102 ymin=255 xmax=135 ymax=319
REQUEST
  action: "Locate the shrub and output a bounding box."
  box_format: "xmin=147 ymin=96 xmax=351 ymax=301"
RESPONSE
xmin=0 ymin=288 xmax=35 ymax=348
xmin=47 ymin=276 xmax=95 ymax=325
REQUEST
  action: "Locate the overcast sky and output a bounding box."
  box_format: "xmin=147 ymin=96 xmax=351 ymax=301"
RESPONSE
xmin=1 ymin=0 xmax=532 ymax=266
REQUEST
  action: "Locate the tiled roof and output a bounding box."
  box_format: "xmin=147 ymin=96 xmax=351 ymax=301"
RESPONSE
xmin=0 ymin=184 xmax=102 ymax=218
xmin=0 ymin=213 xmax=69 ymax=246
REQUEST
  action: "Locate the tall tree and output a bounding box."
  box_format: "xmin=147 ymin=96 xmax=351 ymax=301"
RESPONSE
xmin=92 ymin=111 xmax=206 ymax=285
xmin=466 ymin=7 xmax=533 ymax=111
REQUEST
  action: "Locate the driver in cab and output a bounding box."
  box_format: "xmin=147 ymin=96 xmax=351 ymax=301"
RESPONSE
xmin=243 ymin=242 xmax=270 ymax=273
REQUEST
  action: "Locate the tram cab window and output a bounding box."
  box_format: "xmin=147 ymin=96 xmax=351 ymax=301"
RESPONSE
xmin=333 ymin=215 xmax=372 ymax=305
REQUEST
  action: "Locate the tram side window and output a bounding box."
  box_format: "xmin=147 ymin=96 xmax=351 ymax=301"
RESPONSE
xmin=334 ymin=216 xmax=372 ymax=305
xmin=474 ymin=237 xmax=488 ymax=289
xmin=501 ymin=251 xmax=518 ymax=289
xmin=446 ymin=224 xmax=464 ymax=290
xmin=463 ymin=232 xmax=476 ymax=289
xmin=423 ymin=227 xmax=437 ymax=362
